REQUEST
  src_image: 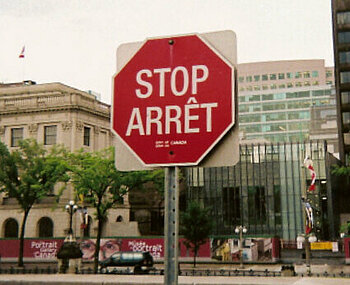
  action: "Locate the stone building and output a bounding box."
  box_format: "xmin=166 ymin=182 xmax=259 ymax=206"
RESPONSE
xmin=0 ymin=81 xmax=139 ymax=239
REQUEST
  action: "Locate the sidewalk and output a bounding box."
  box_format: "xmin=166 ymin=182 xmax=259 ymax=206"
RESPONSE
xmin=0 ymin=274 xmax=350 ymax=285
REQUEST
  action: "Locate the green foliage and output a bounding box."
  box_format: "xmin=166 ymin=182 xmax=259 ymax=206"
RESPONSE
xmin=180 ymin=201 xmax=212 ymax=267
xmin=0 ymin=139 xmax=69 ymax=211
xmin=68 ymin=147 xmax=163 ymax=272
xmin=331 ymin=164 xmax=350 ymax=176
xmin=0 ymin=139 xmax=70 ymax=266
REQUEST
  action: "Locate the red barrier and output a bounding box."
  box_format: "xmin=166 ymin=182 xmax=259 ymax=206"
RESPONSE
xmin=0 ymin=238 xmax=211 ymax=261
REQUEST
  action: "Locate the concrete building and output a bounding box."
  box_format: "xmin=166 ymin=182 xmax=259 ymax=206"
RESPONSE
xmin=0 ymin=81 xmax=139 ymax=239
xmin=238 ymin=60 xmax=338 ymax=157
xmin=331 ymin=0 xmax=350 ymax=164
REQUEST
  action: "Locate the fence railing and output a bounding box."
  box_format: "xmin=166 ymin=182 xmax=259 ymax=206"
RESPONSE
xmin=0 ymin=266 xmax=350 ymax=278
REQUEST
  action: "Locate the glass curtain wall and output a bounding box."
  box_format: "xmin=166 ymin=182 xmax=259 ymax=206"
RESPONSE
xmin=186 ymin=141 xmax=330 ymax=241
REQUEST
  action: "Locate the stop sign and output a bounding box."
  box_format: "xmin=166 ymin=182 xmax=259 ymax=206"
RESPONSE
xmin=112 ymin=34 xmax=235 ymax=166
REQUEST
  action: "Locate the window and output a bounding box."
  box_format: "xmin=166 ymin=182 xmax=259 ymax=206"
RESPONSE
xmin=287 ymin=100 xmax=310 ymax=109
xmin=286 ymin=91 xmax=310 ymax=99
xmin=84 ymin=126 xmax=91 ymax=146
xmin=270 ymin=74 xmax=276 ymax=80
xmin=248 ymin=187 xmax=266 ymax=224
xmin=239 ymin=96 xmax=246 ymax=103
xmin=312 ymin=81 xmax=319 ymax=86
xmin=343 ymin=112 xmax=350 ymax=124
xmin=337 ymin=11 xmax=350 ymax=25
xmin=274 ymin=93 xmax=286 ymax=100
xmin=262 ymin=113 xmax=286 ymax=122
xmin=341 ymin=91 xmax=350 ymax=104
xmin=295 ymin=72 xmax=302 ymax=78
xmin=253 ymin=85 xmax=260 ymax=91
xmin=239 ymin=87 xmax=245 ymax=92
xmin=278 ymin=73 xmax=285 ymax=80
xmin=262 ymin=74 xmax=268 ymax=81
xmin=339 ymin=51 xmax=350 ymax=64
xmin=246 ymin=86 xmax=252 ymax=91
xmin=238 ymin=76 xmax=244 ymax=83
xmin=286 ymin=72 xmax=293 ymax=79
xmin=11 ymin=128 xmax=23 ymax=147
xmin=304 ymin=81 xmax=310 ymax=86
xmin=223 ymin=187 xmax=241 ymax=224
xmin=38 ymin=217 xmax=53 ymax=237
xmin=326 ymin=80 xmax=333 ymax=85
xmin=278 ymin=84 xmax=286 ymax=89
xmin=312 ymin=71 xmax=319 ymax=77
xmin=326 ymin=70 xmax=333 ymax=78
xmin=312 ymin=90 xmax=325 ymax=96
xmin=44 ymin=126 xmax=57 ymax=145
xmin=239 ymin=114 xmax=261 ymax=123
xmin=287 ymin=83 xmax=294 ymax=88
xmin=262 ymin=94 xmax=273 ymax=101
xmin=246 ymin=76 xmax=252 ymax=82
xmin=270 ymin=84 xmax=277 ymax=89
xmin=338 ymin=32 xmax=350 ymax=44
xmin=4 ymin=218 xmax=18 ymax=238
xmin=340 ymin=71 xmax=350 ymax=83
xmin=254 ymin=75 xmax=260 ymax=82
xmin=295 ymin=82 xmax=302 ymax=87
xmin=303 ymin=71 xmax=310 ymax=78
xmin=262 ymin=102 xmax=286 ymax=111
xmin=262 ymin=85 xmax=268 ymax=90
xmin=248 ymin=94 xmax=260 ymax=101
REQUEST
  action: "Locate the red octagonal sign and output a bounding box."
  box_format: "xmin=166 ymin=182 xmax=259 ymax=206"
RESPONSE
xmin=113 ymin=34 xmax=235 ymax=166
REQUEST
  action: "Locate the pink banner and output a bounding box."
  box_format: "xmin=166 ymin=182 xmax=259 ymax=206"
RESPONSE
xmin=0 ymin=238 xmax=210 ymax=260
xmin=0 ymin=239 xmax=64 ymax=259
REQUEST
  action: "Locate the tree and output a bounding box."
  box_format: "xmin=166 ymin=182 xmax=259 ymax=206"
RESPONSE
xmin=0 ymin=139 xmax=70 ymax=267
xmin=332 ymin=164 xmax=350 ymax=176
xmin=180 ymin=200 xmax=212 ymax=267
xmin=68 ymin=147 xmax=159 ymax=273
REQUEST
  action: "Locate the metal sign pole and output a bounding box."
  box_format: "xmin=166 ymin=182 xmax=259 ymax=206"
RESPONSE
xmin=164 ymin=166 xmax=179 ymax=285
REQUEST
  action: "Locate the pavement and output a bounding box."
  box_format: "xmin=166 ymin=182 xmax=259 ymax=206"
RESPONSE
xmin=1 ymin=263 xmax=350 ymax=285
xmin=0 ymin=274 xmax=350 ymax=285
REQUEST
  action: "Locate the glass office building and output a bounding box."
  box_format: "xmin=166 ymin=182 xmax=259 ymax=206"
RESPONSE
xmin=186 ymin=141 xmax=341 ymax=241
xmin=237 ymin=60 xmax=336 ymax=144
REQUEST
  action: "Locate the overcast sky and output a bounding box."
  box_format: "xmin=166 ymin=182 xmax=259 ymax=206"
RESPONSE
xmin=0 ymin=0 xmax=333 ymax=104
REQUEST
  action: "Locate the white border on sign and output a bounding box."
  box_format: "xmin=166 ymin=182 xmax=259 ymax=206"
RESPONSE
xmin=111 ymin=32 xmax=236 ymax=167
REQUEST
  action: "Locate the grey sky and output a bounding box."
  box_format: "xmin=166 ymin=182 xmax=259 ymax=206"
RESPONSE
xmin=0 ymin=0 xmax=333 ymax=104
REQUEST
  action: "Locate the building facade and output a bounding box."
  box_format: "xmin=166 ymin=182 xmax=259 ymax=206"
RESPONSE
xmin=0 ymin=81 xmax=139 ymax=239
xmin=238 ymin=60 xmax=337 ymax=155
xmin=331 ymin=0 xmax=350 ymax=164
xmin=187 ymin=141 xmax=341 ymax=241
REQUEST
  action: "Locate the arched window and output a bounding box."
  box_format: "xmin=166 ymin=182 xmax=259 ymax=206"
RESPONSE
xmin=4 ymin=218 xmax=19 ymax=238
xmin=116 ymin=215 xmax=123 ymax=222
xmin=38 ymin=217 xmax=53 ymax=237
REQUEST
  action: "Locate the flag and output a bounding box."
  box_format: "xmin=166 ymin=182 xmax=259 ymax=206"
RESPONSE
xmin=304 ymin=156 xmax=316 ymax=191
xmin=19 ymin=46 xmax=25 ymax=58
xmin=301 ymin=197 xmax=314 ymax=234
xmin=304 ymin=201 xmax=314 ymax=234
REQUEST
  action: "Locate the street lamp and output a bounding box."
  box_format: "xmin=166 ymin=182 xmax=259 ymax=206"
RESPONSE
xmin=235 ymin=225 xmax=248 ymax=269
xmin=65 ymin=200 xmax=78 ymax=236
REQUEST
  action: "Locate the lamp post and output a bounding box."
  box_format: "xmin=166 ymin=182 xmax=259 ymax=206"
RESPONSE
xmin=297 ymin=234 xmax=317 ymax=276
xmin=65 ymin=200 xmax=78 ymax=236
xmin=235 ymin=225 xmax=247 ymax=269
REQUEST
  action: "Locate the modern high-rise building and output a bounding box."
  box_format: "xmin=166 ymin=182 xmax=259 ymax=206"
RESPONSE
xmin=237 ymin=60 xmax=337 ymax=155
xmin=331 ymin=0 xmax=350 ymax=164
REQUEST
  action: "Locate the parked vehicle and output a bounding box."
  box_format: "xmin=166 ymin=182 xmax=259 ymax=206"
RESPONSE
xmin=99 ymin=251 xmax=154 ymax=274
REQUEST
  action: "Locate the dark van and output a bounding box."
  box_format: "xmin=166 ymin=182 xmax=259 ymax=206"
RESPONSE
xmin=99 ymin=251 xmax=154 ymax=274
